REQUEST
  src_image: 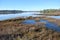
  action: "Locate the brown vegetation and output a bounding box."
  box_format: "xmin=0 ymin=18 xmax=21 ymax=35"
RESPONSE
xmin=0 ymin=17 xmax=60 ymax=40
xmin=42 ymin=17 xmax=60 ymax=26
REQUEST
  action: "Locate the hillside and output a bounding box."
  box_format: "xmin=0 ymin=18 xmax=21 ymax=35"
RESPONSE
xmin=0 ymin=10 xmax=23 ymax=14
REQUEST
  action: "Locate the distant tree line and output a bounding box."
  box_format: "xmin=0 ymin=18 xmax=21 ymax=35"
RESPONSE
xmin=40 ymin=9 xmax=60 ymax=13
xmin=0 ymin=10 xmax=23 ymax=14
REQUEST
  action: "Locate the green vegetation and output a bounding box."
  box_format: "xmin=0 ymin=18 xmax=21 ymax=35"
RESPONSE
xmin=0 ymin=10 xmax=23 ymax=14
xmin=40 ymin=9 xmax=60 ymax=13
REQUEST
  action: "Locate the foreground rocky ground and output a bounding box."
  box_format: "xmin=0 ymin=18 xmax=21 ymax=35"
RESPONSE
xmin=0 ymin=17 xmax=60 ymax=40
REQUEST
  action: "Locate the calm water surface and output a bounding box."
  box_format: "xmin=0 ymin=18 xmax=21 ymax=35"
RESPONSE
xmin=0 ymin=12 xmax=39 ymax=20
xmin=0 ymin=12 xmax=60 ymax=20
xmin=0 ymin=12 xmax=60 ymax=32
xmin=48 ymin=16 xmax=60 ymax=19
xmin=22 ymin=19 xmax=60 ymax=32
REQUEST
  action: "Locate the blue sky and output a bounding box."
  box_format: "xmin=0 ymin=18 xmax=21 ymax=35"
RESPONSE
xmin=0 ymin=0 xmax=60 ymax=11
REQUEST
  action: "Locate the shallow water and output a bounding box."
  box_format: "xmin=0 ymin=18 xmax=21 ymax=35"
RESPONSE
xmin=47 ymin=16 xmax=60 ymax=19
xmin=0 ymin=12 xmax=60 ymax=32
xmin=22 ymin=19 xmax=60 ymax=32
xmin=0 ymin=12 xmax=39 ymax=20
xmin=0 ymin=12 xmax=60 ymax=20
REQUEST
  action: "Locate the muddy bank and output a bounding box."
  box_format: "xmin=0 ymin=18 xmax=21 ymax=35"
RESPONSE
xmin=41 ymin=17 xmax=60 ymax=26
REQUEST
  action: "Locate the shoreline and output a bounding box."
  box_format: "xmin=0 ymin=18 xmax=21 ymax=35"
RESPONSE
xmin=0 ymin=16 xmax=60 ymax=40
xmin=0 ymin=16 xmax=60 ymax=26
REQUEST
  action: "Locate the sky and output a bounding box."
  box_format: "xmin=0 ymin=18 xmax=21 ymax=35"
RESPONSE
xmin=0 ymin=0 xmax=60 ymax=11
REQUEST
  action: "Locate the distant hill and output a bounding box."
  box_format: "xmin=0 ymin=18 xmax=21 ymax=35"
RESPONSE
xmin=0 ymin=10 xmax=23 ymax=14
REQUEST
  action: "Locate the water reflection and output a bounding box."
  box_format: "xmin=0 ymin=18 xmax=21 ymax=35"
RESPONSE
xmin=22 ymin=19 xmax=60 ymax=32
xmin=0 ymin=12 xmax=38 ymax=20
xmin=47 ymin=16 xmax=60 ymax=19
xmin=0 ymin=12 xmax=60 ymax=20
